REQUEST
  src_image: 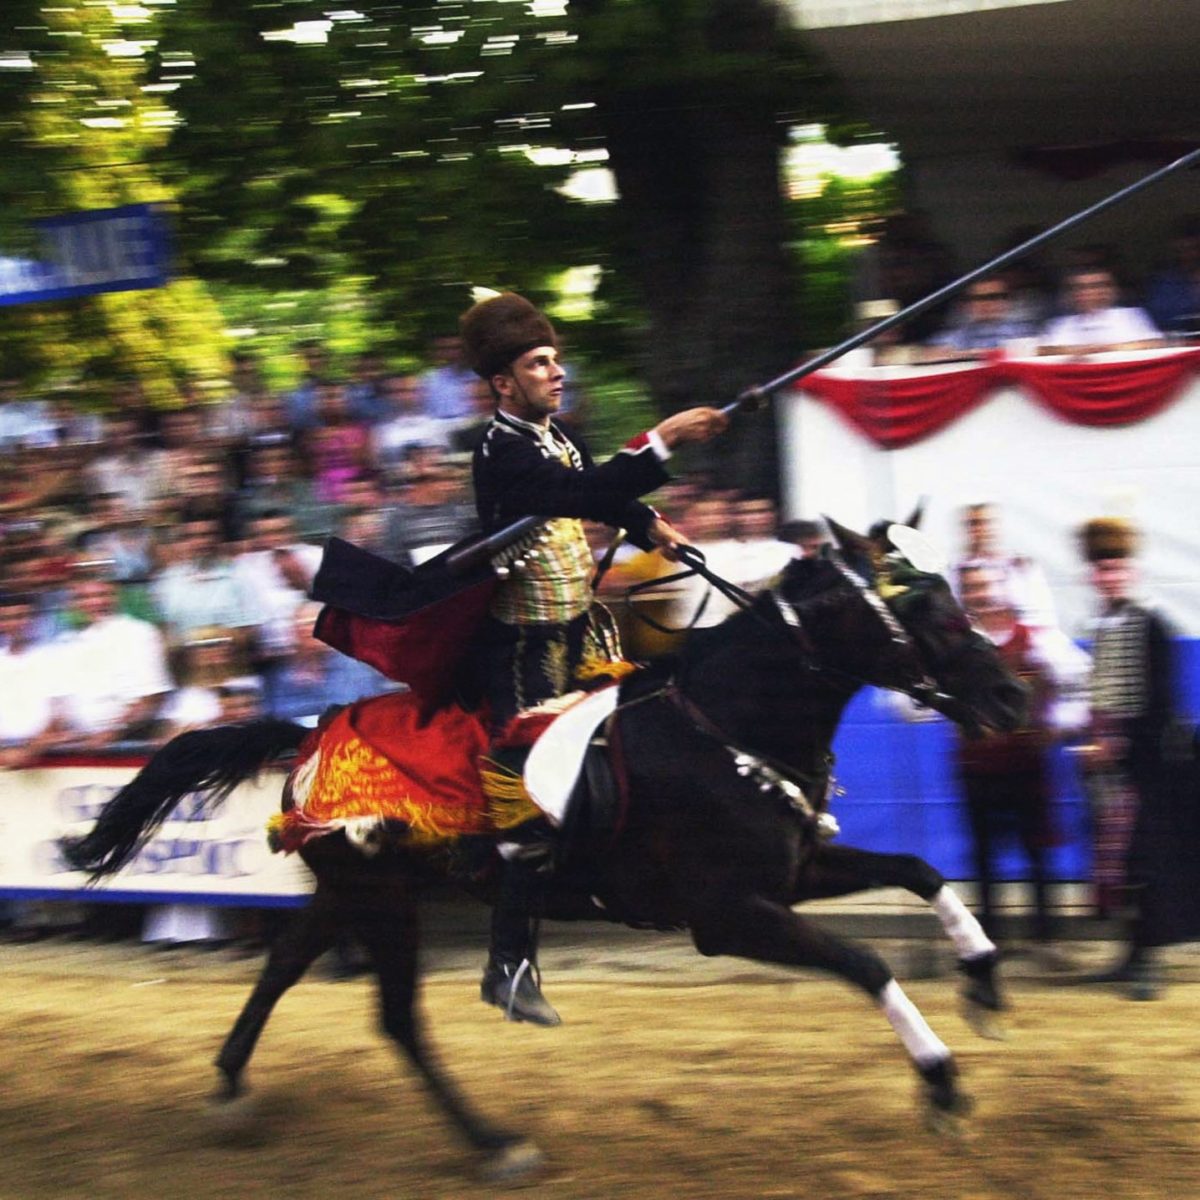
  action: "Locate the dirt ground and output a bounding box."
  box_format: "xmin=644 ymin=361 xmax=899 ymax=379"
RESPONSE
xmin=1 ymin=934 xmax=1198 ymax=1200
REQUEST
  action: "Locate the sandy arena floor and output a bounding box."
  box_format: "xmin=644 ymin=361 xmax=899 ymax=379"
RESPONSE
xmin=1 ymin=930 xmax=1197 ymax=1200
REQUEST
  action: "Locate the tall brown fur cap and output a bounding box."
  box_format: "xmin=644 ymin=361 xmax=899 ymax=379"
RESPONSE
xmin=1079 ymin=517 xmax=1138 ymax=562
xmin=459 ymin=292 xmax=557 ymax=380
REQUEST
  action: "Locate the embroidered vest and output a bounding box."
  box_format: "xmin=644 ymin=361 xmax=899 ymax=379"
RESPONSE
xmin=488 ymin=417 xmax=594 ymax=625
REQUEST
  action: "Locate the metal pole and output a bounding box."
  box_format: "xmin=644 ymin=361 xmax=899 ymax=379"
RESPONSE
xmin=723 ymin=145 xmax=1200 ymax=415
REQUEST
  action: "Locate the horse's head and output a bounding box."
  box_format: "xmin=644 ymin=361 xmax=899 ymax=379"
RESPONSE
xmin=772 ymin=515 xmax=1027 ymax=738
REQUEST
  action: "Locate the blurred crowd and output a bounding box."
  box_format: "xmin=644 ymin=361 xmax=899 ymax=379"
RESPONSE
xmin=0 ymin=332 xmax=817 ymax=767
xmin=848 ymin=213 xmax=1200 ymax=362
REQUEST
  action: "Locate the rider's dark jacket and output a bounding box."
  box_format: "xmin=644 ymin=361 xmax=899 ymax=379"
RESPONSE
xmin=472 ymin=409 xmax=669 ymax=627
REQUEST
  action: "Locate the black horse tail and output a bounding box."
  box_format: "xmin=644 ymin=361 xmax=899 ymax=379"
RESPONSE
xmin=60 ymin=719 xmax=309 ymax=881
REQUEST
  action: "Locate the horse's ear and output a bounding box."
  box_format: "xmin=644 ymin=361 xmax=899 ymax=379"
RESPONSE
xmin=903 ymin=496 xmax=928 ymax=530
xmin=822 ymin=515 xmax=874 ymax=561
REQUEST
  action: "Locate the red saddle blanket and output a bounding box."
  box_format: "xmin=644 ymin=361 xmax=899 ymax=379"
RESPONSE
xmin=269 ymin=690 xmax=544 ymax=853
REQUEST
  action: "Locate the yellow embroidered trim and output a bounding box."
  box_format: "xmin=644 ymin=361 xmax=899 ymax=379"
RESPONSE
xmin=576 ymin=656 xmax=636 ymax=683
xmin=478 ymin=758 xmax=543 ymax=830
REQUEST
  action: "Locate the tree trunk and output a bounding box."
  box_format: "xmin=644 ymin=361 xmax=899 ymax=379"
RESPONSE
xmin=594 ymin=4 xmax=802 ymax=494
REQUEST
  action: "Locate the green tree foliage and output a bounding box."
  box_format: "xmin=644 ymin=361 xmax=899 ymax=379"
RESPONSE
xmin=140 ymin=0 xmax=851 ymax=479
xmin=0 ymin=0 xmax=229 ymax=398
xmin=1 ymin=1 xmax=893 ymax=477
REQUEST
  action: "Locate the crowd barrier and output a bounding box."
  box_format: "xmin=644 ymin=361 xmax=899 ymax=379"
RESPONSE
xmin=0 ymin=754 xmax=310 ymax=907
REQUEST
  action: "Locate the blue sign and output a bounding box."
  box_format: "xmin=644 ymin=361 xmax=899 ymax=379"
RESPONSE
xmin=0 ymin=202 xmax=171 ymax=307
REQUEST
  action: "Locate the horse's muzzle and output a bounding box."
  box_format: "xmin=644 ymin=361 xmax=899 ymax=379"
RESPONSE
xmin=975 ymin=677 xmax=1029 ymax=736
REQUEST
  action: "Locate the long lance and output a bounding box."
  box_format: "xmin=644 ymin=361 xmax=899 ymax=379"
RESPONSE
xmin=448 ymin=146 xmax=1200 ymax=576
xmin=722 ymin=144 xmax=1200 ymax=416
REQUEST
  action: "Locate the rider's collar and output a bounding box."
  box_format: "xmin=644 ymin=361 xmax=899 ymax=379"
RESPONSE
xmin=494 ymin=408 xmax=558 ymax=440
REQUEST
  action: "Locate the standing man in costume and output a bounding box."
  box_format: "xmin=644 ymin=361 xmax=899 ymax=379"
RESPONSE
xmin=461 ymin=291 xmax=728 ymax=1024
xmin=1075 ymin=518 xmax=1200 ymax=999
xmin=955 ymin=561 xmax=1088 ymax=950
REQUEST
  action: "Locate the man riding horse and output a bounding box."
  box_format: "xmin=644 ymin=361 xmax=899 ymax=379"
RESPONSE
xmin=461 ymin=290 xmax=728 ymax=1025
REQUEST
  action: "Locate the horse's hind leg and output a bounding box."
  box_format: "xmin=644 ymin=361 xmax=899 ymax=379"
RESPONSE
xmin=213 ymin=891 xmax=340 ymax=1101
xmin=799 ymin=844 xmax=1005 ymax=1036
xmin=353 ymin=885 xmax=543 ymax=1181
xmin=690 ymin=894 xmax=972 ymax=1129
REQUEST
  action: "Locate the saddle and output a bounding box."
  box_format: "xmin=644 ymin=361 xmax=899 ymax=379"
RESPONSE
xmin=270 ymin=684 xmax=630 ymax=861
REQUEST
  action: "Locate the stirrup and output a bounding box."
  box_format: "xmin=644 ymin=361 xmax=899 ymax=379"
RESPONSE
xmin=482 ymin=957 xmax=561 ymax=1027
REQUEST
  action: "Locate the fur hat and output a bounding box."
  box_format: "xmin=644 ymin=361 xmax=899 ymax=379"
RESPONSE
xmin=1079 ymin=517 xmax=1138 ymax=562
xmin=459 ymin=292 xmax=557 ymax=380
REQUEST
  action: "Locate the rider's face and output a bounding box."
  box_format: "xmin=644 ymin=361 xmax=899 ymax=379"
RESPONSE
xmin=493 ymin=346 xmax=564 ymax=424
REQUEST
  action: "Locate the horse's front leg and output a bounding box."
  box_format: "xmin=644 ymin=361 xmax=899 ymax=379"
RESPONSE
xmin=352 ymin=881 xmax=544 ymax=1183
xmin=797 ymin=844 xmax=1005 ymax=1037
xmin=689 ymin=894 xmax=971 ymax=1129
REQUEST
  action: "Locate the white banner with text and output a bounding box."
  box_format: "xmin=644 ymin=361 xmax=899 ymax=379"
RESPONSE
xmin=0 ymin=763 xmax=312 ymax=904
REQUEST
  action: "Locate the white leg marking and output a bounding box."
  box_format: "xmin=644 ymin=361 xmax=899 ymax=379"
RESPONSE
xmin=931 ymin=884 xmax=995 ymax=960
xmin=879 ymin=979 xmax=949 ymax=1068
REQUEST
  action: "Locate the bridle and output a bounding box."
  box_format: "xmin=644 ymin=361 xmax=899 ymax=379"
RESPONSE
xmin=627 ymin=543 xmax=955 ymax=711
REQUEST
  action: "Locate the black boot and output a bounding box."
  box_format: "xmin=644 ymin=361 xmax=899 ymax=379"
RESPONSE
xmin=481 ymin=854 xmax=561 ymax=1027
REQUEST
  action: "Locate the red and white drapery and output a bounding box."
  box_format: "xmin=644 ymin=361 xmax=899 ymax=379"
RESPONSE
xmin=797 ymin=348 xmax=1200 ymax=450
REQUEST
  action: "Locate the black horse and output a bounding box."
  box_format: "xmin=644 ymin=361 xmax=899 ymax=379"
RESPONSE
xmin=63 ymin=519 xmax=1025 ymax=1180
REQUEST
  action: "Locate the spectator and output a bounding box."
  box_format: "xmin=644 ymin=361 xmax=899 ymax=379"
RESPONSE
xmin=232 ymin=509 xmax=322 ymax=663
xmin=1040 ymin=266 xmax=1163 ymax=353
xmin=208 ymin=348 xmax=267 ymax=445
xmin=1143 ymin=215 xmax=1200 ymax=337
xmin=778 ymin=517 xmax=830 ymax=559
xmin=345 ymin=349 xmax=391 ymax=426
xmin=417 ymin=334 xmax=477 ymax=423
xmin=305 ymin=381 xmax=372 ymax=504
xmin=156 ymin=625 xmax=261 ymax=737
xmin=382 ymin=447 xmax=478 ymax=567
xmin=337 ymin=505 xmax=390 ymax=558
xmin=283 ymin=338 xmax=330 ymax=433
xmin=622 ymin=493 xmax=741 ymax=632
xmin=0 ymin=592 xmax=67 ymax=768
xmin=995 ymin=229 xmax=1057 ymax=328
xmin=150 ymin=514 xmax=258 ymax=651
xmin=728 ymin=496 xmax=798 ymax=584
xmin=1074 ymin=518 xmax=1200 ymax=999
xmin=954 ymin=502 xmax=1057 ymax=629
xmin=138 ymin=624 xmax=260 ymax=947
xmin=372 ymin=373 xmax=450 ymax=473
xmin=852 ymin=210 xmax=957 ymax=344
xmin=955 ymin=561 xmax=1089 ymax=952
xmin=167 ymin=455 xmax=237 ymax=535
xmin=80 ymin=493 xmax=155 ymax=583
xmin=146 ymin=403 xmax=214 ymax=505
xmin=51 ymin=564 xmax=172 ymax=750
xmin=83 ymin=411 xmax=156 ymax=515
xmin=263 ymin=600 xmax=400 ymax=724
xmin=233 ymin=439 xmax=332 ymax=543
xmin=926 ymin=276 xmax=1037 ymax=357
xmin=108 ymin=376 xmax=155 ymax=426
xmin=449 ymin=374 xmax=508 ymax=453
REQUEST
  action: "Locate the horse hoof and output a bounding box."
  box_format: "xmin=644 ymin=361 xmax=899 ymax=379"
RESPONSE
xmin=960 ymin=996 xmax=1008 ymax=1041
xmin=478 ymin=1139 xmax=545 ymax=1184
xmin=925 ymin=1102 xmax=971 ymax=1139
xmin=918 ymin=1057 xmax=973 ymax=1136
xmin=204 ymin=1089 xmax=259 ymax=1142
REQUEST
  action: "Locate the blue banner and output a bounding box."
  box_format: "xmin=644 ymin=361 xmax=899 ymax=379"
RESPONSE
xmin=0 ymin=203 xmax=171 ymax=307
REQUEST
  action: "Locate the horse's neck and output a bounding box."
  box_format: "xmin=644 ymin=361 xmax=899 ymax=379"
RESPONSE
xmin=677 ymin=624 xmax=856 ymax=770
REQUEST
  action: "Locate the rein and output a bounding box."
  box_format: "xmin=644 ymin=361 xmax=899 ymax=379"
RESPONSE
xmin=622 ymin=544 xmax=938 ymax=705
